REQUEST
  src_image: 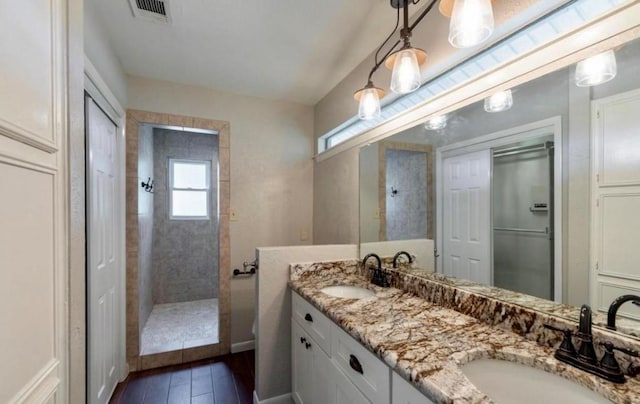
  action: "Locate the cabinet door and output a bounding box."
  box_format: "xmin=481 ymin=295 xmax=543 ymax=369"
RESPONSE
xmin=334 ymin=365 xmax=372 ymax=404
xmin=313 ymin=340 xmax=335 ymax=404
xmin=392 ymin=372 xmax=435 ymax=404
xmin=292 ymin=320 xmax=313 ymax=404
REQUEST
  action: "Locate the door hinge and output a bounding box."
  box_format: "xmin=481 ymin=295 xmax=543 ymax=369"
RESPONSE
xmin=596 ymin=262 xmax=599 ymax=271
xmin=596 ymin=199 xmax=599 ymax=207
xmin=597 ymin=110 xmax=600 ymax=119
xmin=596 ymin=173 xmax=600 ymax=183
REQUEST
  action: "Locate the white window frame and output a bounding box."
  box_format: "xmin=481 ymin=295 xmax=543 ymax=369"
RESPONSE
xmin=169 ymin=158 xmax=211 ymax=220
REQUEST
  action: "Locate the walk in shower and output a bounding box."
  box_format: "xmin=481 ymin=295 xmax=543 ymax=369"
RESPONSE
xmin=492 ymin=137 xmax=554 ymax=300
xmin=137 ymin=125 xmax=220 ymax=355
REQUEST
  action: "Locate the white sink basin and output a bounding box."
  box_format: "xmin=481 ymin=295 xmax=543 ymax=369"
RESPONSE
xmin=461 ymin=359 xmax=611 ymax=403
xmin=320 ymin=285 xmax=375 ymax=299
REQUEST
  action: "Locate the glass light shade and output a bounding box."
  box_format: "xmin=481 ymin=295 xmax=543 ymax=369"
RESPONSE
xmin=448 ymin=0 xmax=494 ymax=48
xmin=575 ymin=50 xmax=617 ymax=87
xmin=484 ymin=89 xmax=513 ymax=113
xmin=424 ymin=114 xmax=448 ymax=130
xmin=357 ymin=87 xmax=382 ymax=120
xmin=390 ymin=48 xmax=422 ymax=94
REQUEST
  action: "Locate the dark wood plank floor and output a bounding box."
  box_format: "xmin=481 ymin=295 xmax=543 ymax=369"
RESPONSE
xmin=109 ymin=350 xmax=254 ymax=404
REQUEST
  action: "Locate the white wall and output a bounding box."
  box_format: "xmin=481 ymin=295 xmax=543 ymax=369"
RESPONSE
xmin=255 ymin=244 xmax=358 ymax=402
xmin=127 ymin=76 xmax=315 ymax=344
xmin=84 ymin=1 xmax=128 ymax=107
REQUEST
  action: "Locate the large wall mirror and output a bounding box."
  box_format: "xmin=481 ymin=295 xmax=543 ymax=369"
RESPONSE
xmin=359 ymin=34 xmax=640 ymax=340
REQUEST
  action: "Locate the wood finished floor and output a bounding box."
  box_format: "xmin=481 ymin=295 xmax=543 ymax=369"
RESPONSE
xmin=109 ymin=350 xmax=254 ymax=404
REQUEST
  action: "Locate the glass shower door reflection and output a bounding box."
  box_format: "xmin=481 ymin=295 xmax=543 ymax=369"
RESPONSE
xmin=492 ymin=140 xmax=554 ymax=300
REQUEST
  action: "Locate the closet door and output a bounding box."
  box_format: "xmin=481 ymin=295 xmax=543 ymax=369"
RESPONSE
xmin=0 ymin=1 xmax=69 ymax=403
xmin=591 ymin=88 xmax=640 ymax=321
xmin=87 ymin=97 xmax=120 ymax=404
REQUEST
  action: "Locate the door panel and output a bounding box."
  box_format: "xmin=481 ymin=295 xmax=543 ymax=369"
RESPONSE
xmin=443 ymin=150 xmax=491 ymax=284
xmin=87 ymin=97 xmax=120 ymax=404
xmin=0 ymin=1 xmax=68 ymax=402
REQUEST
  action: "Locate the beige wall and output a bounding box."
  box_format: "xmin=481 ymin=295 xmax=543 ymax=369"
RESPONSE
xmin=127 ymin=76 xmax=315 ymax=344
xmin=313 ymin=147 xmax=360 ymax=244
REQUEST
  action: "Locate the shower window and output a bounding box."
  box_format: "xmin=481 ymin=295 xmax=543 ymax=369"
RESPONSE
xmin=169 ymin=159 xmax=211 ymax=220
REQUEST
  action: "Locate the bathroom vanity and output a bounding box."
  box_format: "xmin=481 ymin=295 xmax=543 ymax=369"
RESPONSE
xmin=288 ymin=259 xmax=640 ymax=403
xmin=292 ymin=290 xmax=432 ymax=404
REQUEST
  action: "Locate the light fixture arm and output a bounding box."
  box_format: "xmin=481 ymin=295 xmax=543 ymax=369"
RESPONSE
xmin=409 ymin=0 xmax=438 ymax=32
xmin=367 ymin=39 xmax=401 ymax=83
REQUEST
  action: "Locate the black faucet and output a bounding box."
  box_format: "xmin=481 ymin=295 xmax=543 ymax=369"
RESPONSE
xmin=362 ymin=253 xmax=389 ymax=288
xmin=545 ymin=304 xmax=638 ymax=384
xmin=392 ymin=251 xmax=413 ymax=268
xmin=576 ymin=305 xmax=598 ymax=364
xmin=607 ymin=294 xmax=640 ymax=331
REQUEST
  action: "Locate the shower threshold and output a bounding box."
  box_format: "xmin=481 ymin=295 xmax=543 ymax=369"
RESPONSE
xmin=141 ymin=298 xmax=219 ymax=355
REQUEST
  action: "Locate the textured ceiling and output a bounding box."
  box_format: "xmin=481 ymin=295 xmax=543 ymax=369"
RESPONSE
xmin=89 ymin=0 xmax=423 ymax=105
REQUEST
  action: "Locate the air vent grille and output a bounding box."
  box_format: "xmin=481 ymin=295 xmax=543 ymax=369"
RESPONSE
xmin=129 ymin=0 xmax=171 ymax=23
xmin=135 ymin=0 xmax=166 ymax=16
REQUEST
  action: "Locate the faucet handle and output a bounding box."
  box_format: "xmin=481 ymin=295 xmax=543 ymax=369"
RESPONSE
xmin=599 ymin=342 xmax=639 ymax=374
xmin=544 ymin=324 xmax=577 ymax=356
xmin=601 ymin=341 xmax=639 ymax=358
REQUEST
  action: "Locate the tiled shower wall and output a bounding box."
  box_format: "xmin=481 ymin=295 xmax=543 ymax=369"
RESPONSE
xmin=138 ymin=124 xmax=154 ymax=331
xmin=152 ymin=128 xmax=219 ymax=303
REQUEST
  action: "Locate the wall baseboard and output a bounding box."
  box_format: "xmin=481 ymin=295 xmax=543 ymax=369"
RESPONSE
xmin=253 ymin=390 xmax=292 ymax=404
xmin=231 ymin=339 xmax=255 ymax=353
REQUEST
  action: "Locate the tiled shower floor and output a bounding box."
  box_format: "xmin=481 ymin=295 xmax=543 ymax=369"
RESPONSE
xmin=141 ymin=299 xmax=219 ymax=355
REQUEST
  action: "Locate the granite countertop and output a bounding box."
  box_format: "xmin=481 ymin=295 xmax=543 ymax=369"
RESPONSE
xmin=289 ymin=268 xmax=640 ymax=404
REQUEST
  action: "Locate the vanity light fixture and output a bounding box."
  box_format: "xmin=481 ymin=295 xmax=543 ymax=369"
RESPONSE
xmin=484 ymin=89 xmax=513 ymax=113
xmin=575 ymin=50 xmax=617 ymax=87
xmin=355 ymin=0 xmax=495 ymax=119
xmin=355 ymin=82 xmax=385 ymax=120
xmin=424 ymin=114 xmax=448 ymax=130
xmin=442 ymin=0 xmax=495 ymax=48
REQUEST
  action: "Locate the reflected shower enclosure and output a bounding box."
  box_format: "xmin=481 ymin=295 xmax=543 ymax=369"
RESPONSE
xmin=492 ymin=138 xmax=555 ymax=300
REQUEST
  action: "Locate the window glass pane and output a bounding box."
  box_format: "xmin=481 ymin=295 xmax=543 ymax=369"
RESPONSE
xmin=171 ymin=190 xmax=208 ymax=217
xmin=173 ymin=162 xmax=208 ymax=189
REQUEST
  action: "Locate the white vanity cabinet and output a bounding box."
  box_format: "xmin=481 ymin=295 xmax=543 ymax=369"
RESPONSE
xmin=292 ymin=319 xmax=333 ymax=404
xmin=292 ymin=291 xmax=436 ymax=404
xmin=292 ymin=292 xmax=333 ymax=404
xmin=392 ymin=372 xmax=436 ymax=404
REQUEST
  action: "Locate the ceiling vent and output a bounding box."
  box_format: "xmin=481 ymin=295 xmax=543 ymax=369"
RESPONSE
xmin=129 ymin=0 xmax=171 ymax=23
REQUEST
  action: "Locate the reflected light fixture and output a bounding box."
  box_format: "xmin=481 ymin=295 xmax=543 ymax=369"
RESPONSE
xmin=484 ymin=89 xmax=513 ymax=113
xmin=424 ymin=114 xmax=448 ymax=130
xmin=355 ymin=0 xmax=495 ymax=120
xmin=575 ymin=50 xmax=617 ymax=87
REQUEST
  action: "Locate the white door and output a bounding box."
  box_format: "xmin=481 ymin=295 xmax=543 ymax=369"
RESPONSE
xmin=442 ymin=150 xmax=491 ymax=284
xmin=87 ymin=96 xmax=120 ymax=404
xmin=591 ymin=88 xmax=640 ymax=321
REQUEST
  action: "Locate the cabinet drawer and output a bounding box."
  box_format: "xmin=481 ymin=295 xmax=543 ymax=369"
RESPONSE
xmin=332 ymin=325 xmax=390 ymax=404
xmin=292 ymin=292 xmax=332 ymax=355
xmin=392 ymin=372 xmax=435 ymax=404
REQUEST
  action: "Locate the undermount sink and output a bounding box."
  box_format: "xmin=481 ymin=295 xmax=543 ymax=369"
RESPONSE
xmin=320 ymin=285 xmax=375 ymax=299
xmin=461 ymin=359 xmax=611 ymax=404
